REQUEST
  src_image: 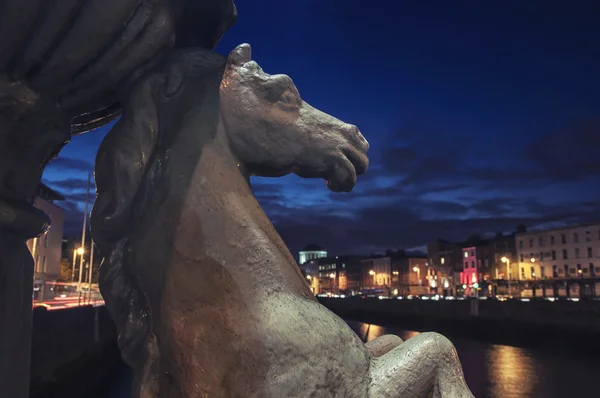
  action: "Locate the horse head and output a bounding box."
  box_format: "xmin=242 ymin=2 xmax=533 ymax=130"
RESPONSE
xmin=220 ymin=43 xmax=369 ymax=192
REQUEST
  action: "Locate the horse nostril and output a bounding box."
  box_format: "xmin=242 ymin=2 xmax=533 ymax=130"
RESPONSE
xmin=349 ymin=125 xmax=369 ymax=152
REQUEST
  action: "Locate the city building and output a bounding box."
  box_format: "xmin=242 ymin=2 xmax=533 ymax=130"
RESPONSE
xmin=27 ymin=183 xmax=65 ymax=300
xmin=459 ymin=232 xmax=519 ymax=297
xmin=361 ymin=255 xmax=391 ymax=292
xmin=427 ymin=239 xmax=464 ymax=296
xmin=298 ymin=244 xmax=327 ymax=265
xmin=301 ymin=255 xmax=363 ymax=294
xmin=515 ymin=222 xmax=600 ymax=297
xmin=390 ymin=254 xmax=429 ymax=296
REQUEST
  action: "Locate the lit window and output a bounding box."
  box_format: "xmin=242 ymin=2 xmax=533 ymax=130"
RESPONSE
xmin=464 ymin=252 xmax=468 ymax=258
xmin=441 ymin=257 xmax=445 ymax=264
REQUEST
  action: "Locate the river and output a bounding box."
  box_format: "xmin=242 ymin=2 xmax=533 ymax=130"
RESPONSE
xmin=91 ymin=321 xmax=596 ymax=398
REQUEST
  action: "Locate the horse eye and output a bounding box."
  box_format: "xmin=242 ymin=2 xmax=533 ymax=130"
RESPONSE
xmin=280 ymin=91 xmax=297 ymax=106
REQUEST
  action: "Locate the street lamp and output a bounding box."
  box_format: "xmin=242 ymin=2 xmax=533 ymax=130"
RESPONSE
xmin=71 ymin=247 xmax=85 ymax=282
xmin=413 ymin=266 xmax=420 ymax=285
xmin=368 ymin=270 xmax=375 ymax=288
xmin=306 ymin=275 xmax=312 ymax=280
xmin=501 ymin=256 xmax=511 ymax=296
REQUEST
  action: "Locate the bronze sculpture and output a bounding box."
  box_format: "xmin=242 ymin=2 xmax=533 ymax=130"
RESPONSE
xmin=0 ymin=0 xmax=473 ymax=396
xmin=0 ymin=1 xmax=235 ymax=396
xmin=91 ymin=43 xmax=474 ymax=398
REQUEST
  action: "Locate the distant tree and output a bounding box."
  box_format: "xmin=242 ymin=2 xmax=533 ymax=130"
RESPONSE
xmin=58 ymin=258 xmax=73 ymax=282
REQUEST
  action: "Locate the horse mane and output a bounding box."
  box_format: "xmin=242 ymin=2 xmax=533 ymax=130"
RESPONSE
xmin=90 ymin=69 xmax=163 ymax=368
xmin=90 ymin=49 xmax=227 ymax=372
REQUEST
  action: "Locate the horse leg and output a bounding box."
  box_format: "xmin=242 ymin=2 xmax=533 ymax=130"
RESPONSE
xmin=365 ymin=334 xmax=403 ymax=357
xmin=368 ymin=332 xmax=474 ymax=398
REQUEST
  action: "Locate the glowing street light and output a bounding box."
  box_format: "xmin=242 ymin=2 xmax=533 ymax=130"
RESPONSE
xmin=501 ymin=256 xmax=511 ymax=295
xmin=77 ymin=247 xmax=84 ymax=255
xmin=306 ymin=275 xmax=312 ymax=280
xmin=329 ymin=273 xmax=335 ymax=279
xmin=368 ymin=270 xmax=375 ymax=276
xmin=413 ymin=266 xmax=420 ymax=284
xmin=530 ymin=257 xmax=536 ymax=263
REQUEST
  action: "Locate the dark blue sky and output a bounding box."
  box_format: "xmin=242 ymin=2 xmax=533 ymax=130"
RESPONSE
xmin=43 ymin=0 xmax=600 ymax=256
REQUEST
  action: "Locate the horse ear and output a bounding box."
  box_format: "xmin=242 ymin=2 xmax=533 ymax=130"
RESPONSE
xmin=228 ymin=43 xmax=252 ymax=66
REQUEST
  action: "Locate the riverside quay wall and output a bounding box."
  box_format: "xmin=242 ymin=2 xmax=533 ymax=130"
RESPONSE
xmin=318 ymin=297 xmax=600 ymax=351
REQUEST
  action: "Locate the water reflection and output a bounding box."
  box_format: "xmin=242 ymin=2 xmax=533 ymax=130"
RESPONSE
xmin=487 ymin=345 xmax=536 ymax=398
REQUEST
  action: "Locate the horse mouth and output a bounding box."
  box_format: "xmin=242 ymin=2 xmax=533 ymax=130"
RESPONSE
xmin=326 ymin=148 xmax=369 ymax=193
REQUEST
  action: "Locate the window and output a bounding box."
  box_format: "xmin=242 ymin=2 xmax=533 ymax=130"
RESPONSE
xmin=470 ymin=250 xmax=475 ymax=257
xmin=520 ymin=254 xmax=524 ymax=262
xmin=521 ymin=268 xmax=526 ymax=279
xmin=564 ymin=265 xmax=569 ymax=276
xmin=441 ymin=257 xmax=445 ymax=264
xmin=540 ymin=266 xmax=545 ymax=278
xmin=519 ymin=240 xmax=523 ymax=249
xmin=550 ymin=236 xmax=555 ymax=245
xmin=561 ymin=234 xmax=566 ymax=244
xmin=575 ymin=248 xmax=580 ymax=259
xmin=574 ymin=233 xmax=579 ymax=243
xmin=591 ymin=263 xmax=596 ymax=277
xmin=552 ymin=250 xmax=556 ymax=260
xmin=563 ymin=249 xmax=568 ymax=260
xmin=540 ymin=252 xmax=544 ymax=261
xmin=588 ymin=247 xmax=593 ymax=258
xmin=586 ymin=231 xmax=591 ymax=241
xmin=530 ymin=266 xmax=535 ymax=279
xmin=529 ymin=239 xmax=533 ymax=248
xmin=539 ymin=237 xmax=544 ymax=247
xmin=577 ymin=264 xmax=582 ymax=276
xmin=464 ymin=251 xmax=468 ymax=258
xmin=552 ymin=265 xmax=558 ymax=278
xmin=471 ymin=261 xmax=475 ymax=268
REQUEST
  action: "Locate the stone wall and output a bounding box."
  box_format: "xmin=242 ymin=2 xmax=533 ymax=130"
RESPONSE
xmin=319 ymin=297 xmax=600 ymax=351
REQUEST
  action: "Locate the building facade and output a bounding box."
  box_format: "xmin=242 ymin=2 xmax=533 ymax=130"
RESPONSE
xmin=302 ymin=255 xmax=363 ymax=294
xmin=298 ymin=244 xmax=327 ymax=265
xmin=516 ymin=223 xmax=600 ymax=281
xmin=391 ymin=255 xmax=429 ymax=296
xmin=27 ymin=184 xmax=65 ymax=300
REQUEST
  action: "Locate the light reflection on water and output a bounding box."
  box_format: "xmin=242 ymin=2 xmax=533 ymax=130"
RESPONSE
xmin=97 ymin=321 xmax=598 ymax=398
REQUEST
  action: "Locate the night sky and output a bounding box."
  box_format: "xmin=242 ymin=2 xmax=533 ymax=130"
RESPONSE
xmin=43 ymin=0 xmax=600 ymax=257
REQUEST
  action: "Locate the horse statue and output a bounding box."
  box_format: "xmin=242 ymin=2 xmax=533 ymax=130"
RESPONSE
xmin=91 ymin=43 xmax=474 ymax=398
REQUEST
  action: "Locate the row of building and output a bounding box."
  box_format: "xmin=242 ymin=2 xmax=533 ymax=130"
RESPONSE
xmin=299 ymin=221 xmax=600 ymax=299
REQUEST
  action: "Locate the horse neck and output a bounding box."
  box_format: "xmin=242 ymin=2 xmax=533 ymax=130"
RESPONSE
xmin=168 ymin=119 xmax=313 ymax=299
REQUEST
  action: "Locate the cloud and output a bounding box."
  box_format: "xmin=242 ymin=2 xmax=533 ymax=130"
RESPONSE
xmin=46 ymin=157 xmax=93 ymax=172
xmin=257 ymin=118 xmax=600 ymax=256
xmin=43 ymin=178 xmax=91 ymax=191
